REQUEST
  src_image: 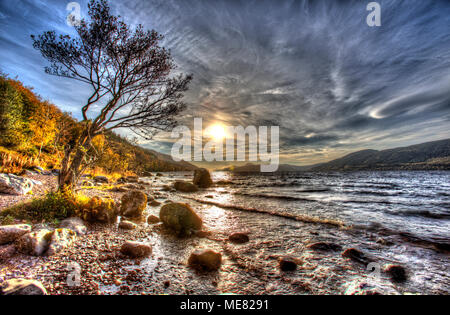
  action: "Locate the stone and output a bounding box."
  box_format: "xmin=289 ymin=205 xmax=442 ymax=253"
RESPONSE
xmin=126 ymin=176 xmax=139 ymax=183
xmin=119 ymin=220 xmax=137 ymax=230
xmin=147 ymin=215 xmax=161 ymax=224
xmin=0 ymin=174 xmax=33 ymax=195
xmin=79 ymin=197 xmax=117 ymax=223
xmin=161 ymin=185 xmax=172 ymax=192
xmin=278 ymin=256 xmax=298 ymax=271
xmin=0 ymin=279 xmax=47 ymax=295
xmin=94 ymin=176 xmax=109 ymax=183
xmin=160 ymin=203 xmax=203 ymax=235
xmin=384 ymin=265 xmax=408 ymax=282
xmin=307 ymin=242 xmax=342 ymax=252
xmin=188 ymin=249 xmax=222 ymax=271
xmin=0 ymin=244 xmax=16 ymax=261
xmin=156 ymin=173 xmax=163 ymax=177
xmin=228 ymin=232 xmax=250 ymax=244
xmin=46 ymin=228 xmax=77 ymax=256
xmin=59 ymin=217 xmax=87 ymax=236
xmin=15 ymin=229 xmax=53 ymax=256
xmin=342 ymin=248 xmax=371 ymax=264
xmin=193 ymin=168 xmax=213 ymax=188
xmin=149 ymin=200 xmax=162 ymax=207
xmin=120 ymin=190 xmax=147 ymax=219
xmin=174 ymin=181 xmax=199 ymax=193
xmin=120 ymin=241 xmax=152 ymax=258
xmin=0 ymin=224 xmax=32 ymax=245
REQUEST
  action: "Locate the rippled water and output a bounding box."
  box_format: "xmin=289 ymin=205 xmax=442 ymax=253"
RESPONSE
xmin=146 ymin=171 xmax=449 ymax=294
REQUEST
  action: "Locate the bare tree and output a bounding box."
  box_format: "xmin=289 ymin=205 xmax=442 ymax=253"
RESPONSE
xmin=31 ymin=0 xmax=192 ymax=189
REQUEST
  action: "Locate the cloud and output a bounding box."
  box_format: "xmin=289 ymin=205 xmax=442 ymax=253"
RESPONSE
xmin=1 ymin=0 xmax=450 ymax=164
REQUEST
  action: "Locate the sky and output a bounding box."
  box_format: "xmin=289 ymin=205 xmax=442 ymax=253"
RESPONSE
xmin=1 ymin=0 xmax=450 ymax=167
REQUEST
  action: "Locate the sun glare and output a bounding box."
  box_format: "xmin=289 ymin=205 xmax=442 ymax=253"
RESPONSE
xmin=207 ymin=124 xmax=227 ymax=141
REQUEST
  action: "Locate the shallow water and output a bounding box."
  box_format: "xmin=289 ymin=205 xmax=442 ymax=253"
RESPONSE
xmin=146 ymin=171 xmax=449 ymax=294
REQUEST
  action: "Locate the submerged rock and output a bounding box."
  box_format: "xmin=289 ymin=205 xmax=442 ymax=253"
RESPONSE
xmin=15 ymin=229 xmax=53 ymax=256
xmin=174 ymin=181 xmax=199 ymax=193
xmin=160 ymin=203 xmax=203 ymax=235
xmin=307 ymin=242 xmax=342 ymax=252
xmin=147 ymin=215 xmax=161 ymax=224
xmin=193 ymin=168 xmax=213 ymax=188
xmin=0 ymin=279 xmax=47 ymax=295
xmin=384 ymin=264 xmax=408 ymax=282
xmin=119 ymin=220 xmax=137 ymax=230
xmin=278 ymin=256 xmax=298 ymax=271
xmin=120 ymin=190 xmax=147 ymax=219
xmin=120 ymin=241 xmax=152 ymax=258
xmin=59 ymin=217 xmax=87 ymax=236
xmin=342 ymin=248 xmax=371 ymax=264
xmin=0 ymin=224 xmax=32 ymax=245
xmin=228 ymin=233 xmax=250 ymax=244
xmin=0 ymin=174 xmax=33 ymax=195
xmin=188 ymin=249 xmax=222 ymax=271
xmin=46 ymin=228 xmax=76 ymax=256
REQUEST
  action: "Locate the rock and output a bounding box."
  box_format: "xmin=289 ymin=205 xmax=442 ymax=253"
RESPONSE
xmin=79 ymin=197 xmax=117 ymax=223
xmin=342 ymin=248 xmax=371 ymax=264
xmin=147 ymin=215 xmax=161 ymax=224
xmin=174 ymin=181 xmax=199 ymax=193
xmin=59 ymin=217 xmax=87 ymax=236
xmin=0 ymin=279 xmax=47 ymax=295
xmin=384 ymin=265 xmax=408 ymax=282
xmin=149 ymin=200 xmax=162 ymax=207
xmin=119 ymin=220 xmax=137 ymax=230
xmin=216 ymin=180 xmax=232 ymax=186
xmin=46 ymin=228 xmax=76 ymax=256
xmin=0 ymin=174 xmax=34 ymax=195
xmin=188 ymin=249 xmax=222 ymax=271
xmin=15 ymin=229 xmax=53 ymax=256
xmin=0 ymin=244 xmax=16 ymax=261
xmin=307 ymin=242 xmax=342 ymax=252
xmin=120 ymin=190 xmax=147 ymax=219
xmin=126 ymin=176 xmax=139 ymax=183
xmin=193 ymin=168 xmax=213 ymax=188
xmin=0 ymin=224 xmax=32 ymax=245
xmin=156 ymin=173 xmax=163 ymax=177
xmin=278 ymin=256 xmax=298 ymax=271
xmin=161 ymin=185 xmax=172 ymax=192
xmin=81 ymin=180 xmax=95 ymax=187
xmin=228 ymin=232 xmax=250 ymax=244
xmin=160 ymin=203 xmax=203 ymax=235
xmin=94 ymin=176 xmax=109 ymax=184
xmin=120 ymin=241 xmax=152 ymax=258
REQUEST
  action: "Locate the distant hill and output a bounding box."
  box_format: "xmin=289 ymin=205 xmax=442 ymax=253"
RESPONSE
xmin=313 ymin=139 xmax=450 ymax=171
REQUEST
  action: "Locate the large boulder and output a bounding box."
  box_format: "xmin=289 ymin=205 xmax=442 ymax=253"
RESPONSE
xmin=59 ymin=217 xmax=87 ymax=236
xmin=160 ymin=203 xmax=203 ymax=235
xmin=120 ymin=190 xmax=147 ymax=219
xmin=278 ymin=256 xmax=299 ymax=271
xmin=384 ymin=264 xmax=408 ymax=282
xmin=193 ymin=169 xmax=213 ymax=188
xmin=174 ymin=181 xmax=199 ymax=193
xmin=15 ymin=229 xmax=53 ymax=256
xmin=78 ymin=197 xmax=117 ymax=223
xmin=188 ymin=249 xmax=222 ymax=271
xmin=0 ymin=174 xmax=33 ymax=195
xmin=0 ymin=224 xmax=32 ymax=245
xmin=120 ymin=241 xmax=152 ymax=258
xmin=46 ymin=228 xmax=77 ymax=256
xmin=0 ymin=279 xmax=47 ymax=295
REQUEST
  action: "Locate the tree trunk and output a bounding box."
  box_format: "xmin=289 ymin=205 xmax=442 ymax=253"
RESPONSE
xmin=58 ymin=130 xmax=93 ymax=191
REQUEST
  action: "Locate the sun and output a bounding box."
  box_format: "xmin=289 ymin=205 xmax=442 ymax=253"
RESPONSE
xmin=206 ymin=124 xmax=227 ymax=141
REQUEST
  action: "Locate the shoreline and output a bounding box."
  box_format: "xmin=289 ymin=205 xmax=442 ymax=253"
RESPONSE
xmin=1 ymin=173 xmax=449 ymax=295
